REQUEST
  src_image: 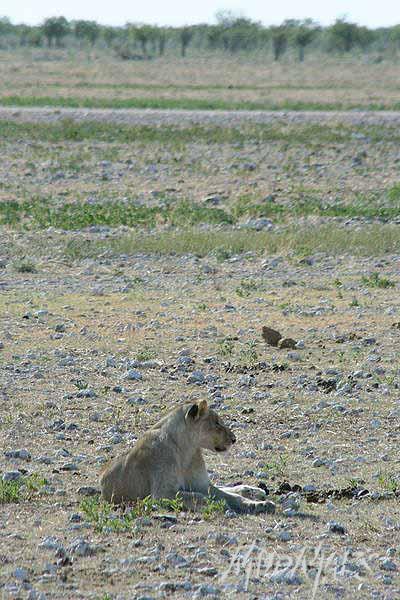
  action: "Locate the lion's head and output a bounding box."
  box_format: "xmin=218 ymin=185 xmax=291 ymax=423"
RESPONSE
xmin=185 ymin=400 xmax=236 ymax=452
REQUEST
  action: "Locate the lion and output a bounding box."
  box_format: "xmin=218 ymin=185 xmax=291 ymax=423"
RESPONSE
xmin=100 ymin=399 xmax=275 ymax=514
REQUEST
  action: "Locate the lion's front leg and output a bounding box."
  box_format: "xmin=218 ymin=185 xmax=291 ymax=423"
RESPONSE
xmin=208 ymin=484 xmax=275 ymax=514
xmin=219 ymin=484 xmax=267 ymax=501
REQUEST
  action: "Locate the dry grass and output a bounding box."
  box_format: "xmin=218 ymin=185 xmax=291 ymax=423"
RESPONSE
xmin=1 ymin=50 xmax=400 ymax=109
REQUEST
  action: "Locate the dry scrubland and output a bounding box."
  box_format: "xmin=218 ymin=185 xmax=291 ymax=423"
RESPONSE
xmin=1 ymin=51 xmax=400 ymax=110
xmin=1 ymin=52 xmax=400 ymax=600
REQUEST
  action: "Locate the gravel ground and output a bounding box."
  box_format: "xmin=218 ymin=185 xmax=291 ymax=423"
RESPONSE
xmin=1 ymin=237 xmax=400 ymax=599
xmin=1 ymin=106 xmax=400 ymax=600
xmin=3 ymin=106 xmax=400 ymax=127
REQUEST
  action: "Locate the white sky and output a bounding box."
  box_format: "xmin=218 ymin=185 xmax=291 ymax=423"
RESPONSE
xmin=2 ymin=0 xmax=399 ymax=28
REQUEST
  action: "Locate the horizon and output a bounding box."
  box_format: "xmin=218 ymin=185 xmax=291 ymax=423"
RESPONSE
xmin=1 ymin=0 xmax=399 ymax=29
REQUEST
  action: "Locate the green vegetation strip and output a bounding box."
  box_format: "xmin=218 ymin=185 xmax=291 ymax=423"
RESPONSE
xmin=1 ymin=95 xmax=400 ymax=112
xmin=60 ymin=225 xmax=400 ymax=260
xmin=1 ymin=192 xmax=399 ymax=230
xmin=0 ymin=118 xmax=399 ymax=146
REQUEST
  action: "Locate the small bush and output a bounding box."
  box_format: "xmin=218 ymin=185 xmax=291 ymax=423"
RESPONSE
xmin=202 ymin=498 xmax=227 ymax=520
xmin=361 ymin=272 xmax=395 ymax=289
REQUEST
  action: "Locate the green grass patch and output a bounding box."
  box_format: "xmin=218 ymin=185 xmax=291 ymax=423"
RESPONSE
xmin=0 ymin=195 xmax=398 ymax=231
xmin=202 ymin=497 xmax=227 ymax=520
xmin=0 ymin=198 xmax=233 ymax=229
xmin=361 ymin=272 xmax=396 ymax=289
xmin=0 ymin=118 xmax=399 ymax=147
xmin=0 ymin=473 xmax=48 ymax=504
xmin=1 ymin=94 xmax=400 ymax=112
xmin=80 ymin=494 xmax=183 ymax=533
xmin=58 ymin=224 xmax=400 ymax=260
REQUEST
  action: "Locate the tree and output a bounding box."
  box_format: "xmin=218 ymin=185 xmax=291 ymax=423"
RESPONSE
xmin=290 ymin=20 xmax=319 ymax=61
xmin=102 ymin=26 xmax=119 ymax=48
xmin=271 ymin=26 xmax=288 ymax=61
xmin=157 ymin=28 xmax=167 ymax=56
xmin=329 ymin=19 xmax=359 ymax=52
xmin=179 ymin=26 xmax=193 ymax=57
xmin=74 ymin=20 xmax=99 ymax=47
xmin=42 ymin=17 xmax=69 ymax=47
xmin=133 ymin=25 xmax=155 ymax=57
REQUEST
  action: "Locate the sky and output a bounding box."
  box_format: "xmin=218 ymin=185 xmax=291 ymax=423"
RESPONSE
xmin=2 ymin=0 xmax=399 ymax=28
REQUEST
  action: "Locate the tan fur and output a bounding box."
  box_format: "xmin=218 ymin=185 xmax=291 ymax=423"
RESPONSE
xmin=100 ymin=400 xmax=275 ymax=514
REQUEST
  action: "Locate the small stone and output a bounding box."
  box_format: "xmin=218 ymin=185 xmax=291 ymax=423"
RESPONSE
xmin=261 ymin=326 xmax=282 ymax=347
xmin=278 ymin=530 xmax=292 ymax=542
xmin=125 ymin=369 xmax=142 ymax=381
xmin=312 ymin=458 xmax=325 ymax=467
xmin=76 ymin=389 xmax=96 ymax=398
xmin=54 ymin=323 xmax=66 ymax=332
xmin=244 ymin=217 xmax=273 ymax=230
xmin=4 ymin=448 xmax=31 ymax=461
xmin=2 ymin=470 xmax=21 ymax=482
xmin=187 ymin=370 xmax=206 ymax=384
xmin=14 ymin=567 xmax=29 ymax=581
xmin=77 ymin=486 xmax=99 ymax=497
xmin=303 ymin=484 xmax=317 ymax=493
xmin=278 ymin=337 xmax=297 ymax=349
xmin=238 ymin=374 xmax=255 ymax=387
xmin=68 ymin=538 xmax=96 ymax=557
xmin=127 ymin=396 xmax=148 ymax=405
xmin=165 ymin=552 xmax=188 ymax=567
xmin=39 ymin=536 xmax=63 ymax=551
xmin=69 ymin=513 xmax=82 ymax=523
xmin=327 ymin=521 xmax=347 ymax=535
xmin=379 ymin=558 xmax=397 ymax=571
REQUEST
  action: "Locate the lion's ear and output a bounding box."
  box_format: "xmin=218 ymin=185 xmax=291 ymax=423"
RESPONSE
xmin=185 ymin=400 xmax=208 ymax=422
xmin=185 ymin=403 xmax=199 ymax=421
xmin=198 ymin=399 xmax=208 ymax=417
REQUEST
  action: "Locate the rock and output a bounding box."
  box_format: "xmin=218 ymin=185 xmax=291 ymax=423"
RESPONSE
xmin=127 ymin=396 xmax=148 ymax=405
xmin=129 ymin=360 xmax=161 ymax=369
xmin=327 ymin=521 xmax=347 ymax=535
xmin=278 ymin=337 xmax=297 ymax=349
xmin=287 ymin=351 xmax=301 ymax=361
xmin=194 ymin=583 xmax=221 ymax=596
xmin=238 ymin=374 xmax=255 ymax=387
xmin=2 ymin=470 xmax=22 ymax=482
xmin=39 ymin=536 xmax=64 ymax=551
xmin=379 ymin=558 xmax=397 ymax=571
xmin=165 ymin=552 xmax=189 ymax=567
xmin=187 ymin=371 xmax=206 ymax=384
xmin=125 ymin=369 xmax=142 ymax=381
xmin=244 ymin=218 xmax=273 ymax=231
xmin=68 ymin=538 xmax=97 ymax=557
xmin=261 ymin=326 xmax=282 ymax=347
xmin=303 ymin=484 xmax=317 ymax=493
xmin=77 ymin=486 xmax=99 ymax=497
xmin=203 ymin=194 xmax=222 ymax=205
xmin=14 ymin=567 xmax=29 ymax=581
xmin=69 ymin=513 xmax=82 ymax=523
xmin=76 ymin=389 xmax=96 ymax=398
xmin=277 ymin=530 xmax=292 ymax=542
xmin=177 ymin=355 xmax=194 ymax=367
xmin=4 ymin=448 xmax=31 ymax=461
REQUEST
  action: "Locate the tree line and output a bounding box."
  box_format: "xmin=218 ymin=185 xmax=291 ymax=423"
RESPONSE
xmin=1 ymin=13 xmax=400 ymax=61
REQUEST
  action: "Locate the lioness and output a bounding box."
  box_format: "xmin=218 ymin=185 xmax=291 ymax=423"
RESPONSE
xmin=100 ymin=399 xmax=275 ymax=514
